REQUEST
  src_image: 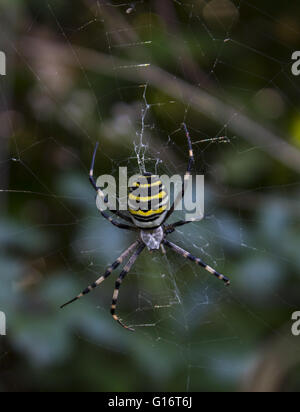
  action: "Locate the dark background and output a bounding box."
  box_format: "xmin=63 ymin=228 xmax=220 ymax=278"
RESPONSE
xmin=0 ymin=0 xmax=300 ymax=392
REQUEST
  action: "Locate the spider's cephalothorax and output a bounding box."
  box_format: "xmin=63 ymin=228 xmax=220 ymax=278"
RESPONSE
xmin=140 ymin=226 xmax=164 ymax=251
xmin=61 ymin=124 xmax=231 ymax=332
xmin=128 ymin=173 xmax=169 ymax=230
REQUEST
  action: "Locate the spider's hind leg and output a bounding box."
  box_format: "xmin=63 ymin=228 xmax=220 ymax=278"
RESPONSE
xmin=89 ymin=143 xmax=135 ymax=228
xmin=162 ymin=123 xmax=195 ymax=225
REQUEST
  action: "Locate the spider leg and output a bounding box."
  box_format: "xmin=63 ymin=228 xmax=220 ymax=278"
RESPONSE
xmin=164 ymin=217 xmax=202 ymax=234
xmin=163 ymin=123 xmax=195 ymax=224
xmin=60 ymin=241 xmax=140 ymax=309
xmin=89 ymin=142 xmax=101 ymax=192
xmin=111 ymin=243 xmax=145 ymax=332
xmin=89 ymin=143 xmax=135 ymax=229
xmin=100 ymin=213 xmax=137 ymax=231
xmin=164 ymin=240 xmax=230 ymax=286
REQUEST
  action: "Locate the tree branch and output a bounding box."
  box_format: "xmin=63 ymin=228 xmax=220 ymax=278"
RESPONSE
xmin=20 ymin=35 xmax=300 ymax=174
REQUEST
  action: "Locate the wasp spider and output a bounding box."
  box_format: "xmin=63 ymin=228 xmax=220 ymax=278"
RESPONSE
xmin=61 ymin=124 xmax=230 ymax=331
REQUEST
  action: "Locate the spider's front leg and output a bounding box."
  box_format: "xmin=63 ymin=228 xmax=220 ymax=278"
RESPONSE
xmin=61 ymin=241 xmax=140 ymax=308
xmin=111 ymin=243 xmax=146 ymax=332
xmin=164 ymin=240 xmax=230 ymax=286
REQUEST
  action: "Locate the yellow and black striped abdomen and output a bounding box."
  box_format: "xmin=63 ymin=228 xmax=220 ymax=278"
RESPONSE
xmin=128 ymin=174 xmax=169 ymax=229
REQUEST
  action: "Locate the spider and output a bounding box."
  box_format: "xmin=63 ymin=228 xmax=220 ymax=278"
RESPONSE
xmin=61 ymin=124 xmax=230 ymax=331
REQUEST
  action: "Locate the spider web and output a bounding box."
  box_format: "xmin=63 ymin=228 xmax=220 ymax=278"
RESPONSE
xmin=1 ymin=0 xmax=300 ymax=392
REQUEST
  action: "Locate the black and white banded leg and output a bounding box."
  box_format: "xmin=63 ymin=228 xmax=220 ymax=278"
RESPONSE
xmin=164 ymin=240 xmax=230 ymax=286
xmin=164 ymin=217 xmax=203 ymax=234
xmin=111 ymin=243 xmax=145 ymax=332
xmin=89 ymin=143 xmax=136 ymax=231
xmin=163 ymin=123 xmax=195 ymax=224
xmin=61 ymin=241 xmax=140 ymax=309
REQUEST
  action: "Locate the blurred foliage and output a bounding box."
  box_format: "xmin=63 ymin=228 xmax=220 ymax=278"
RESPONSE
xmin=0 ymin=0 xmax=300 ymax=392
